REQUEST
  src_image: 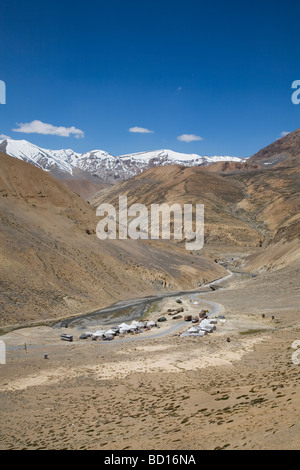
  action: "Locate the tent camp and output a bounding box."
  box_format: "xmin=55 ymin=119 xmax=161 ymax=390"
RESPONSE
xmin=117 ymin=322 xmax=141 ymax=334
xmin=180 ymin=316 xmax=218 ymax=337
xmin=181 ymin=327 xmax=206 ymax=337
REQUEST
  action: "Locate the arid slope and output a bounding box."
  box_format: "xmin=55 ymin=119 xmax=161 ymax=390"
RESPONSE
xmin=91 ymin=165 xmax=264 ymax=248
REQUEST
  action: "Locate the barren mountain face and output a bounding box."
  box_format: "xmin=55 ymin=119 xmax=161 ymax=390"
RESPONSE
xmin=247 ymin=128 xmax=300 ymax=168
xmin=91 ymin=162 xmax=299 ymax=248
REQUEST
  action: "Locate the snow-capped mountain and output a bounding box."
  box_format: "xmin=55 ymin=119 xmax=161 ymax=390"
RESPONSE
xmin=0 ymin=138 xmax=245 ymax=183
xmin=120 ymin=149 xmax=243 ymax=167
xmin=0 ymin=139 xmax=114 ymax=175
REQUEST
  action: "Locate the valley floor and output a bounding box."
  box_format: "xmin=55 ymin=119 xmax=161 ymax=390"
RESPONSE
xmin=0 ymin=252 xmax=299 ymax=450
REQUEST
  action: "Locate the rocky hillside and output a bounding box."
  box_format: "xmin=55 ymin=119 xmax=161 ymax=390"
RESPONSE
xmin=91 ymin=165 xmax=265 ymax=248
xmin=201 ymin=128 xmax=300 ymax=174
xmin=247 ymin=128 xmax=300 ymax=168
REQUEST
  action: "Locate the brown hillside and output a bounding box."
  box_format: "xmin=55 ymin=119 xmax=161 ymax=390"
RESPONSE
xmin=91 ymin=165 xmax=264 ymax=247
xmin=229 ymin=165 xmax=300 ymax=242
xmin=51 ymin=167 xmax=112 ymax=200
xmin=203 ymin=160 xmax=261 ymax=174
xmin=247 ymin=128 xmax=300 ymax=168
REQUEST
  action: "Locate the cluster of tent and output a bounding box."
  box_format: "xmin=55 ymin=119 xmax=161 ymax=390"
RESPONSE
xmin=180 ymin=317 xmax=218 ymax=337
xmin=82 ymin=320 xmax=158 ymax=341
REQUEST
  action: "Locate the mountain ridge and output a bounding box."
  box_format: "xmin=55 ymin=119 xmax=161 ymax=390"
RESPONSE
xmin=0 ymin=138 xmax=244 ymax=184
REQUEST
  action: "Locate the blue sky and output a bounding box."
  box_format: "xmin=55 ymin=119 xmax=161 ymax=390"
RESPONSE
xmin=0 ymin=0 xmax=299 ymax=157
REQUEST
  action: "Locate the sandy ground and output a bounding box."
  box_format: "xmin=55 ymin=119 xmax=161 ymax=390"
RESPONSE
xmin=0 ymin=268 xmax=299 ymax=450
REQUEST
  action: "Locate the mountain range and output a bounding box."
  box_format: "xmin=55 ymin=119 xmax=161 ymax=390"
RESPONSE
xmin=0 ymin=138 xmax=244 ymax=186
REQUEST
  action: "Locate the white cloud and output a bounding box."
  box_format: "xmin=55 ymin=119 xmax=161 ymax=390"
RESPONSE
xmin=0 ymin=134 xmax=11 ymax=140
xmin=12 ymin=120 xmax=84 ymax=138
xmin=280 ymin=131 xmax=290 ymax=137
xmin=129 ymin=126 xmax=154 ymax=134
xmin=177 ymin=134 xmax=203 ymax=143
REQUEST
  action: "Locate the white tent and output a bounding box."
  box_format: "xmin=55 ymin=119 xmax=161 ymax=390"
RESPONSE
xmin=104 ymin=329 xmax=117 ymax=336
xmin=194 ymin=330 xmax=206 ymax=337
xmin=119 ymin=323 xmax=132 ymax=333
xmin=187 ymin=326 xmax=199 ymax=333
xmin=92 ymin=330 xmax=106 ymax=337
xmin=132 ymin=321 xmax=145 ymax=328
xmin=181 ymin=329 xmax=206 ymax=337
xmin=119 ymin=327 xmax=130 ymax=334
xmin=199 ymin=319 xmax=216 ymax=331
xmin=146 ymin=321 xmax=156 ymax=328
xmin=128 ymin=324 xmax=138 ymax=331
xmin=200 ymin=324 xmax=215 ymax=333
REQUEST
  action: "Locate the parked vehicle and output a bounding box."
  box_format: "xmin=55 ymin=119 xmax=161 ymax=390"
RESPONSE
xmin=61 ymin=334 xmax=73 ymax=342
xmin=79 ymin=333 xmax=89 ymax=340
